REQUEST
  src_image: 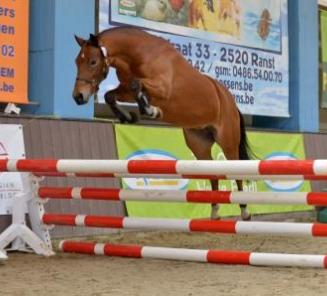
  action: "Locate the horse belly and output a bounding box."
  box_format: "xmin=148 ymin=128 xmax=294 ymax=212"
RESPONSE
xmin=160 ymin=79 xmax=219 ymax=128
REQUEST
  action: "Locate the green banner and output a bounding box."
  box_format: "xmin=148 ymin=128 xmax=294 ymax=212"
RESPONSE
xmin=115 ymin=124 xmax=311 ymax=218
xmin=320 ymin=10 xmax=327 ymax=107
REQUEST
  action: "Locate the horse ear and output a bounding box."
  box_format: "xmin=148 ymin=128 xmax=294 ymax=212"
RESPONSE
xmin=89 ymin=34 xmax=99 ymax=47
xmin=75 ymin=35 xmax=86 ymax=47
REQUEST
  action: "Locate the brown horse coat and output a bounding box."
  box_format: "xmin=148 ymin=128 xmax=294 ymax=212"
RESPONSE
xmin=73 ymin=27 xmax=251 ymax=220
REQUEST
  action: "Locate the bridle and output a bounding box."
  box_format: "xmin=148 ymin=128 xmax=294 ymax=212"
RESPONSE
xmin=75 ymin=46 xmax=109 ymax=88
xmin=75 ymin=65 xmax=108 ymax=88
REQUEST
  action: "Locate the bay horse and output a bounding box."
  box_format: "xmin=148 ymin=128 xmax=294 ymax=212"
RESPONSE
xmin=72 ymin=26 xmax=251 ymax=220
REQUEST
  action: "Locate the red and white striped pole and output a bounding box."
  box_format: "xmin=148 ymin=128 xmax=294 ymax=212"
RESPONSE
xmin=2 ymin=159 xmax=327 ymax=176
xmin=59 ymin=240 xmax=327 ymax=268
xmin=38 ymin=187 xmax=327 ymax=206
xmin=42 ymin=214 xmax=327 ymax=237
xmin=33 ymin=172 xmax=327 ymax=181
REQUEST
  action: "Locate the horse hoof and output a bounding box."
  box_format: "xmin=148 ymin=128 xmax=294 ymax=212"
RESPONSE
xmin=148 ymin=106 xmax=163 ymax=119
xmin=210 ymin=211 xmax=221 ymax=220
xmin=118 ymin=116 xmax=127 ymax=124
xmin=210 ymin=204 xmax=220 ymax=220
xmin=155 ymin=107 xmax=163 ymax=119
xmin=241 ymin=212 xmax=252 ymax=221
xmin=126 ymin=112 xmax=139 ymax=123
xmin=139 ymin=107 xmax=147 ymax=115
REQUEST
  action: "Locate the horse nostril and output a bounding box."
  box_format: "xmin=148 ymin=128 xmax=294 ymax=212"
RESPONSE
xmin=73 ymin=93 xmax=85 ymax=105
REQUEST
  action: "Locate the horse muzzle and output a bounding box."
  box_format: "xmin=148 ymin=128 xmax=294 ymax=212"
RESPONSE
xmin=73 ymin=92 xmax=88 ymax=105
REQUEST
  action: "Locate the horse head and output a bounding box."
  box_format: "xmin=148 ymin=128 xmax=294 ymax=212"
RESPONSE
xmin=72 ymin=34 xmax=109 ymax=105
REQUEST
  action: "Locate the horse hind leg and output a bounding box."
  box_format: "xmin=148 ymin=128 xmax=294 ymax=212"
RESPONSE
xmin=235 ymin=181 xmax=251 ymax=221
xmin=183 ymin=128 xmax=220 ymax=219
xmin=213 ymin=129 xmax=251 ymax=221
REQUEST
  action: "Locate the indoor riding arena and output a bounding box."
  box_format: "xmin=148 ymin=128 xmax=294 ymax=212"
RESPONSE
xmin=1 ymin=1 xmax=327 ymax=295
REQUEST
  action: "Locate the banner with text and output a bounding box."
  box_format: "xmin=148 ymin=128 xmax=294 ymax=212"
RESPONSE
xmin=115 ymin=124 xmax=311 ymax=218
xmin=99 ymin=0 xmax=289 ymax=117
xmin=321 ymin=9 xmax=327 ymax=108
xmin=0 ymin=125 xmax=26 ymax=215
xmin=0 ymin=0 xmax=29 ymax=103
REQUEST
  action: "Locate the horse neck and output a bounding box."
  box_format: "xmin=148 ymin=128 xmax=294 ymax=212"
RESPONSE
xmin=98 ymin=31 xmax=141 ymax=63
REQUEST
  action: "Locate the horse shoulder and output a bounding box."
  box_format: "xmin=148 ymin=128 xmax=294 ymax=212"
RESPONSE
xmin=109 ymin=57 xmax=131 ymax=72
xmin=136 ymin=47 xmax=178 ymax=84
xmin=109 ymin=57 xmax=133 ymax=82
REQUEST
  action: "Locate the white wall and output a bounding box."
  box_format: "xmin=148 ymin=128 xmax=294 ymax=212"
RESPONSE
xmin=319 ymin=0 xmax=327 ymax=7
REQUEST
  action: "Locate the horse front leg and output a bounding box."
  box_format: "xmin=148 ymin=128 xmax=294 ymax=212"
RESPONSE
xmin=130 ymin=79 xmax=163 ymax=119
xmin=104 ymin=90 xmax=138 ymax=123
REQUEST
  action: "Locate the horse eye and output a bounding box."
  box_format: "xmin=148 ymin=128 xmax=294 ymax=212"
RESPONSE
xmin=90 ymin=60 xmax=97 ymax=66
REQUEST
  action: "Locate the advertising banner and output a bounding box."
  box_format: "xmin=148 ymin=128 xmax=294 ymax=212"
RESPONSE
xmin=115 ymin=124 xmax=311 ymax=218
xmin=0 ymin=0 xmax=29 ymax=103
xmin=99 ymin=0 xmax=289 ymax=117
xmin=0 ymin=125 xmax=26 ymax=215
xmin=321 ymin=9 xmax=327 ymax=108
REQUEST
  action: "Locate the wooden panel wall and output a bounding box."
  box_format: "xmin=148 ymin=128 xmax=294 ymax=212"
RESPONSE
xmin=0 ymin=116 xmax=125 ymax=237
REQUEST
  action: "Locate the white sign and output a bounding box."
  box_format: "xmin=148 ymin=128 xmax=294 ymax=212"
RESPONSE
xmin=0 ymin=124 xmax=25 ymax=214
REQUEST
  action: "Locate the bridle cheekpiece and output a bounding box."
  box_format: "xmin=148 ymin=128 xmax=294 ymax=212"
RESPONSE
xmin=76 ymin=45 xmax=109 ymax=88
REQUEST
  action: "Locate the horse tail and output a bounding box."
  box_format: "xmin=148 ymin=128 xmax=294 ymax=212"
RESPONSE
xmin=238 ymin=109 xmax=252 ymax=160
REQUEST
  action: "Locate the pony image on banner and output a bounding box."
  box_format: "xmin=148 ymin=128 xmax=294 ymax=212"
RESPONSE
xmin=217 ymin=0 xmax=241 ymax=37
xmin=242 ymin=0 xmax=281 ymax=50
xmin=257 ymin=8 xmax=271 ymax=40
xmin=188 ymin=0 xmax=207 ymax=31
xmin=118 ymin=0 xmax=241 ymax=37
